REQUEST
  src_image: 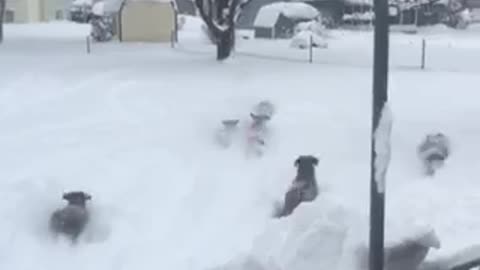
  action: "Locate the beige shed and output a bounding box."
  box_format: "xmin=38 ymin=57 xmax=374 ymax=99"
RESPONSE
xmin=118 ymin=0 xmax=177 ymax=43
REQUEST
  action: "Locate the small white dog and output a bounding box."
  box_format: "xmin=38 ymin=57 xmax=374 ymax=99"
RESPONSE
xmin=417 ymin=133 xmax=451 ymax=176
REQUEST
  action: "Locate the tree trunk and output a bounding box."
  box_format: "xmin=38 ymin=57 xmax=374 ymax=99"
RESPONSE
xmin=195 ymin=0 xmax=240 ymax=61
xmin=216 ymin=28 xmax=233 ymax=60
xmin=0 ymin=0 xmax=6 ymax=43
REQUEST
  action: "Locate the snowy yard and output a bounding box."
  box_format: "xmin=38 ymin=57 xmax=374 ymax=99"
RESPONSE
xmin=1 ymin=20 xmax=480 ymax=270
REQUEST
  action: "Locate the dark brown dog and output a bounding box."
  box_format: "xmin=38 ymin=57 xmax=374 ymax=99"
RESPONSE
xmin=49 ymin=191 xmax=92 ymax=243
xmin=275 ymin=155 xmax=319 ymax=218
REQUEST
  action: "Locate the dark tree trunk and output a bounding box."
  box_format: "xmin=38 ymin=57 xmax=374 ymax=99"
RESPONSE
xmin=217 ymin=31 xmax=231 ymax=60
xmin=0 ymin=0 xmax=5 ymax=43
xmin=195 ymin=0 xmax=241 ymax=61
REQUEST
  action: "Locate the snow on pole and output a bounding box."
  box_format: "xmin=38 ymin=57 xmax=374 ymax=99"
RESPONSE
xmin=373 ymin=103 xmax=392 ymax=193
xmin=370 ymin=0 xmax=390 ymax=267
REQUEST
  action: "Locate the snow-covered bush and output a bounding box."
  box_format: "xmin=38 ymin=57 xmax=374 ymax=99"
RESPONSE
xmin=295 ymin=19 xmax=326 ymax=37
xmin=89 ymin=1 xmax=115 ymax=42
xmin=290 ymin=30 xmax=327 ymax=49
xmin=455 ymin=8 xmax=471 ymax=29
xmin=70 ymin=0 xmax=94 ymax=23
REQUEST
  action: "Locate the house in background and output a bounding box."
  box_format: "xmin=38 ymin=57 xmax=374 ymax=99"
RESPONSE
xmin=5 ymin=0 xmax=71 ymax=23
xmin=94 ymin=0 xmax=177 ymax=43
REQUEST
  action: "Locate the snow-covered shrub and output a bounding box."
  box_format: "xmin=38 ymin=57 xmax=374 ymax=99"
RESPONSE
xmin=90 ymin=14 xmax=114 ymax=42
xmin=295 ymin=19 xmax=326 ymax=37
xmin=70 ymin=0 xmax=94 ymax=23
xmin=455 ymin=8 xmax=471 ymax=29
xmin=290 ymin=30 xmax=327 ymax=49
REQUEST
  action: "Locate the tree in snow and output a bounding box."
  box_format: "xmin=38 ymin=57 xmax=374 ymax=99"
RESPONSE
xmin=194 ymin=0 xmax=249 ymax=60
xmin=0 ymin=0 xmax=5 ymax=43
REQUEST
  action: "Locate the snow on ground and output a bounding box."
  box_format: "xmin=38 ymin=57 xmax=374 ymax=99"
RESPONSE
xmin=1 ymin=21 xmax=480 ymax=270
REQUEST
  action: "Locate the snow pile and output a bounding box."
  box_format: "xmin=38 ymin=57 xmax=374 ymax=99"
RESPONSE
xmin=216 ymin=198 xmax=351 ymax=270
xmin=92 ymin=2 xmax=105 ymax=16
xmin=456 ymin=9 xmax=472 ymax=29
xmin=290 ymin=30 xmax=328 ymax=49
xmin=254 ymin=2 xmax=320 ymax=28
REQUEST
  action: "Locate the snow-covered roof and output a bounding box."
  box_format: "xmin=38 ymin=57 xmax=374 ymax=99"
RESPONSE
xmin=343 ymin=0 xmax=373 ymax=6
xmin=254 ymin=2 xmax=320 ymax=28
xmin=72 ymin=0 xmax=94 ymax=6
xmin=95 ymin=0 xmax=173 ymax=14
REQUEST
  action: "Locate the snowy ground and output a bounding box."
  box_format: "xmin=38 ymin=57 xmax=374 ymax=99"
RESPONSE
xmin=1 ymin=20 xmax=480 ymax=270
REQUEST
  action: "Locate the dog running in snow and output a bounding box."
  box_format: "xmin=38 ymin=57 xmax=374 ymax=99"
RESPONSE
xmin=274 ymin=155 xmax=319 ymax=218
xmin=49 ymin=191 xmax=92 ymax=243
xmin=417 ymin=133 xmax=450 ymax=176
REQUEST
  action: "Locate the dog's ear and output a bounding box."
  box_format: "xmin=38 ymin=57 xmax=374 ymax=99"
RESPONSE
xmin=312 ymin=157 xmax=319 ymax=166
xmin=294 ymin=157 xmax=300 ymax=167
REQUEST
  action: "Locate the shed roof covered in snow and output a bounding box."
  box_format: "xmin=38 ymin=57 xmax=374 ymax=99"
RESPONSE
xmin=253 ymin=2 xmax=320 ymax=28
xmin=96 ymin=0 xmax=173 ymax=14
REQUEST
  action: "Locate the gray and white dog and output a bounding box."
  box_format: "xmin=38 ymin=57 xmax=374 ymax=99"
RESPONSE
xmin=417 ymin=133 xmax=451 ymax=176
xmin=274 ymin=155 xmax=319 ymax=218
xmin=49 ymin=191 xmax=92 ymax=243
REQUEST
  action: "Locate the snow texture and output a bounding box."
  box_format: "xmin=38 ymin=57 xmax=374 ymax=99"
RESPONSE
xmin=254 ymin=2 xmax=319 ymax=28
xmin=374 ymin=103 xmax=392 ymax=194
xmin=1 ymin=20 xmax=480 ymax=270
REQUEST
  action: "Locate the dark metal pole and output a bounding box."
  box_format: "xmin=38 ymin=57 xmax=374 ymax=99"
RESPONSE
xmin=369 ymin=0 xmax=390 ymax=268
xmin=0 ymin=0 xmax=5 ymax=43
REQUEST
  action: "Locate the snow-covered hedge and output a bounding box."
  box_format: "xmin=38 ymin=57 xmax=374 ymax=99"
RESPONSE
xmin=342 ymin=11 xmax=374 ymax=22
xmin=455 ymin=9 xmax=472 ymax=29
xmin=294 ymin=19 xmax=326 ymax=37
xmin=290 ymin=30 xmax=328 ymax=49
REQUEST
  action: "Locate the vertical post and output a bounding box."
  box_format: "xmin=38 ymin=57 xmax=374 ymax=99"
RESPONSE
xmin=171 ymin=30 xmax=175 ymax=48
xmin=0 ymin=0 xmax=5 ymax=43
xmin=309 ymin=35 xmax=313 ymax=63
xmin=421 ymin=38 xmax=426 ymax=70
xmin=370 ymin=0 xmax=390 ymax=267
xmin=86 ymin=36 xmax=91 ymax=54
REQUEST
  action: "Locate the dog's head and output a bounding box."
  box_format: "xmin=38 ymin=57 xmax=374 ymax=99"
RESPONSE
xmin=294 ymin=155 xmax=319 ymax=167
xmin=63 ymin=191 xmax=92 ymax=207
xmin=294 ymin=155 xmax=319 ymax=177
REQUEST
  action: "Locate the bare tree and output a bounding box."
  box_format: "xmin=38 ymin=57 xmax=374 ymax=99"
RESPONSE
xmin=194 ymin=0 xmax=247 ymax=60
xmin=0 ymin=0 xmax=5 ymax=43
